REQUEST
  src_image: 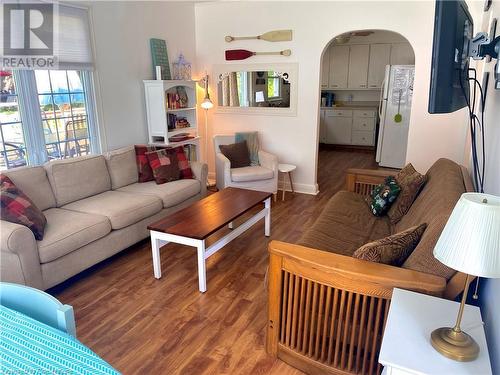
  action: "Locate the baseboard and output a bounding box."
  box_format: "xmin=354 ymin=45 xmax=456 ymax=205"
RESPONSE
xmin=279 ymin=181 xmax=319 ymax=195
xmin=208 ymin=172 xmax=319 ymax=195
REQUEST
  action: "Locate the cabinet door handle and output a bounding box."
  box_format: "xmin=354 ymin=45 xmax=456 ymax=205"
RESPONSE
xmin=369 ymin=85 xmax=377 ymax=88
xmin=359 ymin=84 xmax=366 ymax=88
xmin=332 ymin=84 xmax=338 ymax=87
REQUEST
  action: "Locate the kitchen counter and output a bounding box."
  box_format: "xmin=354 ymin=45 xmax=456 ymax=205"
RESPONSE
xmin=320 ymin=105 xmax=378 ymax=111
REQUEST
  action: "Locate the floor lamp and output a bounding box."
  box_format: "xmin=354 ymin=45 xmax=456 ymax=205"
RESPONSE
xmin=200 ymin=74 xmax=214 ymax=188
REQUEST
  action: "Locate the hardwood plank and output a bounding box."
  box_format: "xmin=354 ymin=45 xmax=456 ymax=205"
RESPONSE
xmin=51 ymin=149 xmax=378 ymax=374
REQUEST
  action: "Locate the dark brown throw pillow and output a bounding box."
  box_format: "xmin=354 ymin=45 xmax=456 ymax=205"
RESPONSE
xmin=219 ymin=140 xmax=251 ymax=168
xmin=1 ymin=175 xmax=47 ymax=240
xmin=352 ymin=223 xmax=427 ymax=266
xmin=387 ymin=163 xmax=427 ymax=224
xmin=145 ymin=149 xmax=180 ymax=184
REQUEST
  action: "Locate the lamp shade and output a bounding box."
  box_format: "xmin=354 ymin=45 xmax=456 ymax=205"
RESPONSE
xmin=433 ymin=193 xmax=500 ymax=278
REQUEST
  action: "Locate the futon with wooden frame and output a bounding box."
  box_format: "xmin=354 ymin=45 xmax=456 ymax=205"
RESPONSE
xmin=266 ymin=158 xmax=473 ymax=375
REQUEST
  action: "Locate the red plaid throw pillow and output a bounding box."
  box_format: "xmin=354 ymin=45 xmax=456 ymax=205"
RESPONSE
xmin=135 ymin=144 xmax=193 ymax=182
xmin=145 ymin=149 xmax=180 ymax=184
xmin=171 ymin=146 xmax=193 ymax=179
xmin=1 ymin=175 xmax=47 ymax=240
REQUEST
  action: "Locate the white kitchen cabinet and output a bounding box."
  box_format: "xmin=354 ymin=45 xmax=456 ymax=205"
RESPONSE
xmin=347 ymin=44 xmax=369 ymax=89
xmin=329 ymin=46 xmax=350 ymax=89
xmin=368 ymin=44 xmax=391 ymax=89
xmin=325 ymin=110 xmax=352 ymax=145
xmin=390 ymin=43 xmax=415 ymax=65
xmin=321 ymin=48 xmax=330 ymax=89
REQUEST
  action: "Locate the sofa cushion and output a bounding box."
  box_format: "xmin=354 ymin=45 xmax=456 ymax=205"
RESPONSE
xmin=231 ymin=166 xmax=273 ymax=182
xmin=387 ymin=163 xmax=427 ymax=224
xmin=104 ymin=146 xmax=138 ymax=189
xmin=353 ymin=223 xmax=427 ymax=266
xmin=402 ymin=215 xmax=456 ymax=280
xmin=45 ymin=155 xmax=111 ymax=206
xmin=62 ymin=191 xmax=162 ymax=230
xmin=1 ymin=175 xmax=47 ymax=240
xmin=38 ymin=208 xmax=111 ymax=263
xmin=3 ymin=166 xmax=56 ymax=210
xmin=298 ymin=191 xmax=391 ymax=256
xmin=117 ymin=179 xmax=201 ymax=208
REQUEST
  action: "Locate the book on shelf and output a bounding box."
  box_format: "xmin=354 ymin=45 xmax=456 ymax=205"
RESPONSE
xmin=183 ymin=144 xmax=197 ymax=161
xmin=165 ymin=86 xmax=189 ymax=109
xmin=167 ymin=114 xmax=191 ymax=130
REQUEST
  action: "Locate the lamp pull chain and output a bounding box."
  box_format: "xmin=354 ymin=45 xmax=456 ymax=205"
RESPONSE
xmin=472 ymin=277 xmax=480 ymax=300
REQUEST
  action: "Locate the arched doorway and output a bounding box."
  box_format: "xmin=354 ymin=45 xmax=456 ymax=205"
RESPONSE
xmin=316 ymin=29 xmax=415 ymax=193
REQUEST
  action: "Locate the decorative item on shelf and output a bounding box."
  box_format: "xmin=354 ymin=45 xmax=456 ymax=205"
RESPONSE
xmin=150 ymin=38 xmax=171 ymax=80
xmin=176 ymin=86 xmax=189 ymax=108
xmin=172 ymin=53 xmax=192 ymax=80
xmin=175 ymin=117 xmax=190 ymax=129
xmin=168 ymin=133 xmax=194 ymax=143
xmin=224 ymin=30 xmax=293 ymax=43
xmin=431 ymin=192 xmax=500 ymax=362
xmin=225 ymin=49 xmax=291 ymax=61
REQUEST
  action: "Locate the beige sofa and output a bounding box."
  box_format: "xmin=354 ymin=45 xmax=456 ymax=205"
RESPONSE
xmin=0 ymin=146 xmax=207 ymax=290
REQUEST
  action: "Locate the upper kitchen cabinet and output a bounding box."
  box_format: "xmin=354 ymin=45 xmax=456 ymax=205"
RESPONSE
xmin=321 ymin=48 xmax=330 ymax=89
xmin=390 ymin=43 xmax=415 ymax=65
xmin=367 ymin=44 xmax=391 ymax=89
xmin=347 ymin=44 xmax=370 ymax=89
xmin=329 ymin=45 xmax=350 ymax=89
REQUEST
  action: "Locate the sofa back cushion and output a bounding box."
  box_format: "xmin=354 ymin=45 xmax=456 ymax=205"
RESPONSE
xmin=45 ymin=155 xmax=111 ymax=206
xmin=397 ymin=158 xmax=471 ymax=279
xmin=2 ymin=166 xmax=56 ymax=211
xmin=104 ymin=146 xmax=138 ymax=189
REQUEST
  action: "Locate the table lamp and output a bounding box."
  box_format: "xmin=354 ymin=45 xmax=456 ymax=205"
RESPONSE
xmin=432 ymin=192 xmax=500 ymax=361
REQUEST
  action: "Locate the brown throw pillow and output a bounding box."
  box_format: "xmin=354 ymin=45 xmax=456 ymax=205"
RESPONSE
xmin=219 ymin=141 xmax=251 ymax=168
xmin=387 ymin=163 xmax=427 ymax=224
xmin=353 ymin=223 xmax=427 ymax=266
xmin=1 ymin=175 xmax=47 ymax=240
xmin=145 ymin=149 xmax=180 ymax=184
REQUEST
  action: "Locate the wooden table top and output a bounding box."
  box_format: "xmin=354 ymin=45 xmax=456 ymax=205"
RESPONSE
xmin=147 ymin=187 xmax=272 ymax=240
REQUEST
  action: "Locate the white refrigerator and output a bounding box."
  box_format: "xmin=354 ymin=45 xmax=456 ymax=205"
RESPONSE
xmin=376 ymin=65 xmax=415 ymax=168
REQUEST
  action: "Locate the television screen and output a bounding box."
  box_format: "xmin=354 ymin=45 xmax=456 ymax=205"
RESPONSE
xmin=428 ymin=0 xmax=473 ymax=114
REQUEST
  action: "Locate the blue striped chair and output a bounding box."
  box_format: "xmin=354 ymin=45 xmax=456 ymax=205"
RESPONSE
xmin=0 ymin=282 xmax=76 ymax=337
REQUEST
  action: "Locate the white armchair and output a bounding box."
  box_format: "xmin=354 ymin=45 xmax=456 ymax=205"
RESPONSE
xmin=214 ymin=135 xmax=278 ymax=195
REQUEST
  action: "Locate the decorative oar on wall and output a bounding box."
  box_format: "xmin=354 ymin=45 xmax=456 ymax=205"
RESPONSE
xmin=225 ymin=49 xmax=291 ymax=61
xmin=225 ymin=30 xmax=292 ymax=43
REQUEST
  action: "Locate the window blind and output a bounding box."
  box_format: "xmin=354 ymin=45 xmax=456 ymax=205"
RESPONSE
xmin=54 ymin=4 xmax=94 ymax=70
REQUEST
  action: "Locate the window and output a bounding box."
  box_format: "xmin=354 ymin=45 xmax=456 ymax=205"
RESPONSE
xmin=267 ymin=71 xmax=281 ymax=99
xmin=0 ymin=4 xmax=98 ymax=171
xmin=0 ymin=72 xmax=26 ymax=169
xmin=236 ymin=72 xmax=249 ymax=107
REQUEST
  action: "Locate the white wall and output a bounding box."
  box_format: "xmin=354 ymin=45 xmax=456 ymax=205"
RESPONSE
xmin=195 ymin=1 xmax=470 ymax=193
xmin=471 ymin=1 xmax=500 ymax=372
xmin=86 ymin=1 xmax=196 ymax=151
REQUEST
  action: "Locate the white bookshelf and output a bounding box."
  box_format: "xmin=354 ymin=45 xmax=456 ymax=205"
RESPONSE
xmin=143 ymin=80 xmax=199 ymax=161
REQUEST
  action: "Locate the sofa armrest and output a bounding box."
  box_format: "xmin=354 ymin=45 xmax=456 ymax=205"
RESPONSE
xmin=258 ymin=150 xmax=278 ymax=172
xmin=190 ymin=161 xmax=208 ymax=197
xmin=346 ymin=168 xmax=399 ymax=195
xmin=0 ymin=221 xmax=43 ymax=289
xmin=215 ymin=152 xmax=231 ymax=190
xmin=267 ymin=240 xmax=446 ymax=374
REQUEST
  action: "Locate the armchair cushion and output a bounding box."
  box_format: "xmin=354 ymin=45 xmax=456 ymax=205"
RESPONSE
xmin=219 ymin=141 xmax=251 ymax=168
xmin=231 ymin=166 xmax=273 ymax=182
xmin=235 ymin=131 xmax=259 ymax=166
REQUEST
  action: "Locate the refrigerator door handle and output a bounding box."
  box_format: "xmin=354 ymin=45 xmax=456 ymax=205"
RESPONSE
xmin=378 ymin=79 xmax=385 ymax=118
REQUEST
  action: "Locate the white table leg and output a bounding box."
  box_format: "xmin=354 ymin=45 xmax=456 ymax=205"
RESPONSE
xmin=228 ymin=221 xmax=233 ymax=229
xmin=264 ymin=197 xmax=271 ymax=237
xmin=197 ymin=240 xmax=207 ymax=293
xmin=151 ymin=232 xmax=162 ymax=279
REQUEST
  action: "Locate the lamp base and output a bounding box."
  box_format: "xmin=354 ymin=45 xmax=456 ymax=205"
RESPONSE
xmin=430 ymin=327 xmax=479 ymax=362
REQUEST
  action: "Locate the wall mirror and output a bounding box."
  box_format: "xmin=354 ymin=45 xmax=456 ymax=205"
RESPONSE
xmin=213 ymin=63 xmax=298 ymax=116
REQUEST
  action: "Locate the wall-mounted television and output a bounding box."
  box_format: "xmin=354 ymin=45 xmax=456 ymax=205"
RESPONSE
xmin=428 ymin=0 xmax=473 ymax=114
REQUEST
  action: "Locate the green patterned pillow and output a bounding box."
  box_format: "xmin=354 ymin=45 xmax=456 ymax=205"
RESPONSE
xmin=367 ymin=176 xmax=401 ymax=216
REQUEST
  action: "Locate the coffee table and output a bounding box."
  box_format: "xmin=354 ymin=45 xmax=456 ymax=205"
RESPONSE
xmin=147 ymin=187 xmax=272 ymax=293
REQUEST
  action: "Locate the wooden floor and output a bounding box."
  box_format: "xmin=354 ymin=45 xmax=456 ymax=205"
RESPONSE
xmin=52 ymin=149 xmax=377 ymax=375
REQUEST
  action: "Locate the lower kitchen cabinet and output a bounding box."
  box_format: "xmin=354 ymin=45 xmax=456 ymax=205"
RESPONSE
xmin=319 ymin=108 xmax=377 ymax=146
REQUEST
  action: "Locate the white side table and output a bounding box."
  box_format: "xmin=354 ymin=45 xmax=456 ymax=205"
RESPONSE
xmin=278 ymin=163 xmax=296 ymax=201
xmin=379 ymin=288 xmax=492 ymax=375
